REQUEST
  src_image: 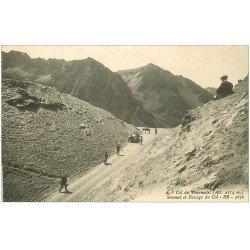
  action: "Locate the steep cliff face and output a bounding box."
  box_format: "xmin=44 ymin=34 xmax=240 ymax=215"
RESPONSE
xmin=118 ymin=64 xmax=213 ymax=127
xmin=2 ymin=51 xmax=158 ymax=127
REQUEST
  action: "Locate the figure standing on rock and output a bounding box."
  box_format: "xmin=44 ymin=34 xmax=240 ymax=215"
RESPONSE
xmin=216 ymin=75 xmax=234 ymax=99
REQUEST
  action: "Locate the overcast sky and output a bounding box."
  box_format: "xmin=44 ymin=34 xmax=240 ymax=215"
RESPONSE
xmin=2 ymin=46 xmax=248 ymax=88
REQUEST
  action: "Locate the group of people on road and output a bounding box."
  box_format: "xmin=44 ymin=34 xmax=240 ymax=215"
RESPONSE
xmin=59 ymin=127 xmax=160 ymax=193
xmin=103 ymin=128 xmax=159 ymax=167
xmin=58 ymin=75 xmax=236 ymax=194
xmin=59 ymin=144 xmax=124 ymax=193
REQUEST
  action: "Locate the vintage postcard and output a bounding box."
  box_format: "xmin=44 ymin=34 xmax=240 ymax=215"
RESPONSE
xmin=1 ymin=46 xmax=248 ymax=202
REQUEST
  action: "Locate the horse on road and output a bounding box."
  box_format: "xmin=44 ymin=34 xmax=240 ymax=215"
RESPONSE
xmin=142 ymin=128 xmax=150 ymax=134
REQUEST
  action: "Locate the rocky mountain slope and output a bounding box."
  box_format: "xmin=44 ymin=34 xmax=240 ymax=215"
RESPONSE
xmin=2 ymin=78 xmax=137 ymax=201
xmin=2 ymin=50 xmax=158 ymax=127
xmin=118 ymin=64 xmax=213 ymax=127
xmin=46 ymin=76 xmax=248 ymax=202
xmin=205 ymin=87 xmax=217 ymax=96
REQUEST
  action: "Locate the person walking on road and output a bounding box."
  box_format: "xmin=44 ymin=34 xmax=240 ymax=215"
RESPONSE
xmin=155 ymin=128 xmax=158 ymax=135
xmin=104 ymin=151 xmax=109 ymax=165
xmin=59 ymin=175 xmax=69 ymax=193
xmin=116 ymin=144 xmax=122 ymax=155
xmin=140 ymin=135 xmax=143 ymax=145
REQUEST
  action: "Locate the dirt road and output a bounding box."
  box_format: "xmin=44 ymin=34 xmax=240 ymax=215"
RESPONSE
xmin=45 ymin=130 xmax=162 ymax=202
xmin=45 ymin=80 xmax=249 ymax=202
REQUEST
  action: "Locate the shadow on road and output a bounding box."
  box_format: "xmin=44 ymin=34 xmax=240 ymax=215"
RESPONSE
xmin=60 ymin=191 xmax=73 ymax=194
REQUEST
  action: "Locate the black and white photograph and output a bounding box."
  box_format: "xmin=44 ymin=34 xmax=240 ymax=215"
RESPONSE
xmin=1 ymin=45 xmax=248 ymax=202
xmin=0 ymin=1 xmax=249 ymax=250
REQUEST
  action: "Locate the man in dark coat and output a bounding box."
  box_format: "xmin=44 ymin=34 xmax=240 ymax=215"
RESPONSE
xmin=59 ymin=175 xmax=69 ymax=193
xmin=216 ymin=75 xmax=234 ymax=99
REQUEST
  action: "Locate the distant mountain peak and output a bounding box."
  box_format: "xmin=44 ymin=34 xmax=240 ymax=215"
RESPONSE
xmin=7 ymin=50 xmax=31 ymax=59
xmin=118 ymin=64 xmax=213 ymax=127
xmin=8 ymin=50 xmax=27 ymax=55
xmin=85 ymin=57 xmax=98 ymax=62
xmin=82 ymin=57 xmax=106 ymax=69
xmin=117 ymin=63 xmax=164 ymax=74
xmin=145 ymin=63 xmax=161 ymax=69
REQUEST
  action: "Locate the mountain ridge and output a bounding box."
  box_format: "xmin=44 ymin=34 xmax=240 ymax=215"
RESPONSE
xmin=3 ymin=50 xmax=213 ymax=127
xmin=2 ymin=50 xmax=159 ymax=127
xmin=118 ymin=64 xmax=213 ymax=127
